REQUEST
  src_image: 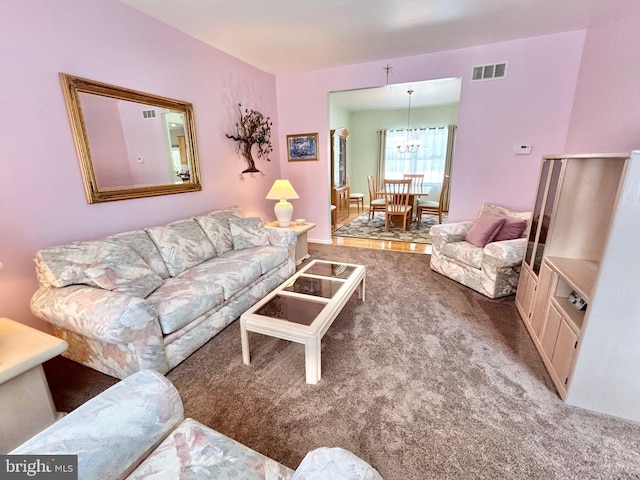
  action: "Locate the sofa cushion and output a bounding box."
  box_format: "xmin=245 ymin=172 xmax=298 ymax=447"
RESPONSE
xmin=224 ymin=245 xmax=289 ymax=274
xmin=107 ymin=230 xmax=171 ymax=279
xmin=146 ymin=219 xmax=216 ymax=277
xmin=178 ymin=256 xmax=262 ymax=300
xmin=465 ymin=213 xmax=505 ymax=247
xmin=127 ymin=418 xmax=294 ymax=479
xmin=494 ymin=216 xmax=528 ymax=241
xmin=35 ymin=240 xmax=164 ymax=297
xmin=146 ymin=277 xmax=225 ymax=335
xmin=194 ymin=205 xmax=242 ymax=255
xmin=229 ymin=217 xmax=270 ymax=250
xmin=441 ymin=241 xmax=484 ymax=269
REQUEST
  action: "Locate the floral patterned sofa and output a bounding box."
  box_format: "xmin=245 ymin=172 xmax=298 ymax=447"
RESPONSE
xmin=429 ymin=203 xmax=531 ymax=299
xmin=30 ymin=206 xmax=296 ymax=379
xmin=11 ymin=369 xmax=383 ymax=479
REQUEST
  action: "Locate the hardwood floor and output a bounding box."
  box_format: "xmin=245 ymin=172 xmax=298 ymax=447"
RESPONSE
xmin=330 ymin=206 xmax=431 ymax=255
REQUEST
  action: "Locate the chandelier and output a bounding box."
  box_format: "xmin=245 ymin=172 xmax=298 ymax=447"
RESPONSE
xmin=397 ymin=89 xmax=420 ymax=154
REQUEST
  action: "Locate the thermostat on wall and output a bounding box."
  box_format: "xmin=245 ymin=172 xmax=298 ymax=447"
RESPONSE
xmin=514 ymin=144 xmax=532 ymax=155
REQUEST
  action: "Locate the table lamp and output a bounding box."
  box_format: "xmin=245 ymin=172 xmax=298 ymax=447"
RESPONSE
xmin=266 ymin=179 xmax=299 ymax=227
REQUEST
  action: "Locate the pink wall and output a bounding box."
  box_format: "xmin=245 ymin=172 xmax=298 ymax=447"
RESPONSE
xmin=0 ymin=0 xmax=282 ymax=327
xmin=276 ymin=32 xmax=585 ymax=241
xmin=81 ymin=94 xmax=133 ymax=188
xmin=565 ymin=3 xmax=640 ymax=153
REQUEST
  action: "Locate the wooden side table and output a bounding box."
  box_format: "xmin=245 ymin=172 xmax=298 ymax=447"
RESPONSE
xmin=265 ymin=221 xmax=316 ymax=265
xmin=0 ymin=317 xmax=68 ymax=453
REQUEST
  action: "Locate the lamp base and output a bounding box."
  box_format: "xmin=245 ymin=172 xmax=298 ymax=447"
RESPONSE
xmin=274 ymin=200 xmax=293 ymax=227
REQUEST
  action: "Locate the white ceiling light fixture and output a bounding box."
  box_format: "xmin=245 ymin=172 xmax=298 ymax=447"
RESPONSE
xmin=397 ymin=89 xmax=420 ymax=155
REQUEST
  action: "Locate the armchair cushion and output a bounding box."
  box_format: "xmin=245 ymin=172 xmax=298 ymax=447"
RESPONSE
xmin=464 ymin=213 xmax=505 ymax=247
xmin=229 ymin=217 xmax=270 ymax=250
xmin=293 ymin=447 xmax=383 ymax=480
xmin=441 ymin=242 xmax=484 ymax=269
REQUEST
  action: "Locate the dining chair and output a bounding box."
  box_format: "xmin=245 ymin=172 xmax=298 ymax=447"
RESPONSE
xmin=383 ymin=178 xmax=413 ymax=232
xmin=403 ymin=173 xmax=425 ymax=218
xmin=403 ymin=173 xmax=425 ymax=189
xmin=416 ymin=175 xmax=450 ymax=224
xmin=367 ymin=175 xmax=387 ymax=220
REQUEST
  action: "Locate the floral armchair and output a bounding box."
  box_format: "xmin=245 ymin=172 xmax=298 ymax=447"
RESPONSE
xmin=429 ymin=203 xmax=531 ymax=299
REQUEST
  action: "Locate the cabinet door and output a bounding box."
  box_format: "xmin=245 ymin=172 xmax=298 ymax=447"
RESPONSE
xmin=540 ymin=303 xmax=562 ymax=360
xmin=524 ymin=160 xmax=550 ymax=269
xmin=551 ymin=317 xmax=578 ymax=388
xmin=530 ymin=263 xmax=556 ymax=337
xmin=524 ymin=159 xmax=563 ymax=276
xmin=515 ymin=266 xmax=536 ymax=324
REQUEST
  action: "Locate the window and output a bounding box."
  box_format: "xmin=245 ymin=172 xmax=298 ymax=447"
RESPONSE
xmin=384 ymin=127 xmax=448 ymax=184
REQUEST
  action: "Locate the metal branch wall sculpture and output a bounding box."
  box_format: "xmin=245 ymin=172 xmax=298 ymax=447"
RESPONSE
xmin=226 ymin=104 xmax=273 ymax=174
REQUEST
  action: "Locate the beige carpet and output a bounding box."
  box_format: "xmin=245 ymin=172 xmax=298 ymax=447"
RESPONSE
xmin=45 ymin=244 xmax=640 ymax=479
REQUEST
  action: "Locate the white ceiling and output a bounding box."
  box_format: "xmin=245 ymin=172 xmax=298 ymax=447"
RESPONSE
xmin=118 ymin=0 xmax=614 ymax=75
xmin=330 ymin=77 xmax=462 ymax=111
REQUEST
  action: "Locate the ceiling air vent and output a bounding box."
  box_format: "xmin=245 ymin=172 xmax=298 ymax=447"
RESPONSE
xmin=472 ymin=62 xmax=508 ymax=81
xmin=142 ymin=109 xmax=156 ymax=119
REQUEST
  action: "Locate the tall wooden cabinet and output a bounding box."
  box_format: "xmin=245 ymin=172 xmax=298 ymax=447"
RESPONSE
xmin=515 ymin=151 xmax=640 ymax=423
xmin=330 ymin=128 xmax=350 ymax=224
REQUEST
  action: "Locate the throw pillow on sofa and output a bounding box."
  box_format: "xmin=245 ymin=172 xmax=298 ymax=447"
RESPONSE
xmin=146 ymin=219 xmax=217 ymax=277
xmin=107 ymin=230 xmax=171 ymax=279
xmin=194 ymin=205 xmax=243 ymax=255
xmin=34 ymin=240 xmax=164 ymax=298
xmin=465 ymin=213 xmax=505 ymax=248
xmin=229 ymin=217 xmax=270 ymax=250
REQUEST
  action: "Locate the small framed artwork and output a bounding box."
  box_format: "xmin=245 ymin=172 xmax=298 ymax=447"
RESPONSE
xmin=287 ymin=133 xmax=319 ymax=161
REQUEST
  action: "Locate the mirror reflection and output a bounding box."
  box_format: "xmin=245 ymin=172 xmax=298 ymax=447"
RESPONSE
xmin=60 ymin=73 xmax=201 ymax=203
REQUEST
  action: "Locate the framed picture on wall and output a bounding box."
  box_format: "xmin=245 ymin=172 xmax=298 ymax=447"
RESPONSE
xmin=286 ymin=133 xmax=318 ymax=161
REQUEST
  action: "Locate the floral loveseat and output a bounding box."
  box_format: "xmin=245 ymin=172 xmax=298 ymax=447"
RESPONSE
xmin=429 ymin=203 xmax=531 ymax=299
xmin=11 ymin=369 xmax=383 ymax=479
xmin=30 ymin=206 xmax=296 ymax=379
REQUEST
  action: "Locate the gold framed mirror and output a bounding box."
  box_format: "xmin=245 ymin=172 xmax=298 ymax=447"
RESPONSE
xmin=60 ymin=73 xmax=201 ymax=203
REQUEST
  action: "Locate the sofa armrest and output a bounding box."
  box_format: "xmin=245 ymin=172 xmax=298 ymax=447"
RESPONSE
xmin=429 ymin=221 xmax=473 ymax=250
xmin=266 ymin=226 xmax=297 ymax=247
xmin=293 ymin=447 xmax=383 ymax=480
xmin=10 ymin=370 xmax=184 ymax=480
xmin=31 ymin=285 xmax=160 ymax=344
xmin=483 ymin=238 xmax=527 ymax=269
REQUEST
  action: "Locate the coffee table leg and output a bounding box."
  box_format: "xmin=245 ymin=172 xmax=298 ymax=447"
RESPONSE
xmin=359 ymin=277 xmax=366 ymax=301
xmin=240 ymin=318 xmax=250 ymax=365
xmin=305 ymin=335 xmax=321 ymax=384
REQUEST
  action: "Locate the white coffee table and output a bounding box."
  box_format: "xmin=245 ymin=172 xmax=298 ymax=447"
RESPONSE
xmin=240 ymin=260 xmax=365 ymax=384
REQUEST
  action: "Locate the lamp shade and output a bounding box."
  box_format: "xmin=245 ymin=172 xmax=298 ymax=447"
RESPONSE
xmin=266 ymin=179 xmax=299 ymax=200
xmin=266 ymin=179 xmax=299 ymax=227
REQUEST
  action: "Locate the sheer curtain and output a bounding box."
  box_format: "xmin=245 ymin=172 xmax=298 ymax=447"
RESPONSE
xmin=375 ymin=130 xmax=387 ymax=191
xmin=383 ymin=126 xmax=449 ymax=184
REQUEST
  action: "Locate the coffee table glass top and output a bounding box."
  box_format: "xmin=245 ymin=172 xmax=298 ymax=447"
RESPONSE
xmin=255 ymin=295 xmax=325 ymax=325
xmin=304 ymin=262 xmax=355 ymax=279
xmin=282 ymin=275 xmax=343 ymax=299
